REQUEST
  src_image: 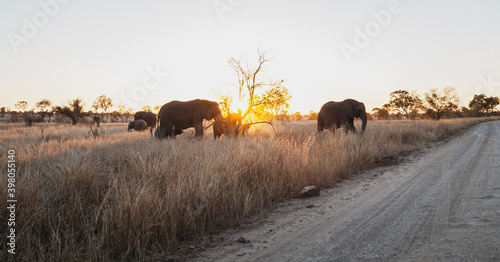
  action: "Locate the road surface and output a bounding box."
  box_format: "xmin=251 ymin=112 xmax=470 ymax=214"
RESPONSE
xmin=197 ymin=121 xmax=500 ymax=261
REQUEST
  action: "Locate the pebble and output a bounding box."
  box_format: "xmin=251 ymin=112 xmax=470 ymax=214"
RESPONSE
xmin=237 ymin=237 xmax=248 ymax=243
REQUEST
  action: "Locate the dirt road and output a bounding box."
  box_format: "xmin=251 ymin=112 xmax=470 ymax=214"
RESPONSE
xmin=197 ymin=121 xmax=500 ymax=262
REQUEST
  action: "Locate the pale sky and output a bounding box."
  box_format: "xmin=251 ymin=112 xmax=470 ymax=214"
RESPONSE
xmin=1 ymin=0 xmax=499 ymax=113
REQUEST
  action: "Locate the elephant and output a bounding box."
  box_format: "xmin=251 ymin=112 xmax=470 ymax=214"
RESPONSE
xmin=134 ymin=111 xmax=157 ymax=136
xmin=157 ymin=99 xmax=222 ymax=139
xmin=213 ymin=112 xmax=242 ymax=138
xmin=154 ymin=126 xmax=183 ymax=139
xmin=128 ymin=120 xmax=148 ymax=132
xmin=317 ymin=99 xmax=367 ymax=134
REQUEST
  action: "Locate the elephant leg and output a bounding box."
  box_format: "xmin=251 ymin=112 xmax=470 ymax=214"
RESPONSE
xmin=165 ymin=123 xmax=175 ymax=138
xmin=194 ymin=121 xmax=203 ymax=138
xmin=345 ymin=120 xmax=356 ymax=134
xmin=213 ymin=127 xmax=222 ymax=139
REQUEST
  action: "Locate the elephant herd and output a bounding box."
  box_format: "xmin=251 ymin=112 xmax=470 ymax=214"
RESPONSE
xmin=128 ymin=98 xmax=368 ymax=139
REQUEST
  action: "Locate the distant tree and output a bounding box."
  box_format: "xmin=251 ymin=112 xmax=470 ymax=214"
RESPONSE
xmin=118 ymin=105 xmax=126 ymax=113
xmin=35 ymin=99 xmax=52 ymax=123
xmin=386 ymin=89 xmax=422 ymax=119
xmin=117 ymin=105 xmax=126 ymax=122
xmin=218 ymin=94 xmax=233 ymax=117
xmin=141 ymin=105 xmax=152 ymax=112
xmin=0 ymin=107 xmax=8 ymax=117
xmin=469 ymin=94 xmax=500 ymax=113
xmin=48 ymin=106 xmax=58 ymax=123
xmin=485 ymin=96 xmax=500 ymax=112
xmin=308 ymin=110 xmax=318 ymax=120
xmin=423 ymin=87 xmax=460 ymax=120
xmin=14 ymin=101 xmax=36 ymax=125
xmin=110 ymin=111 xmax=122 ymax=122
xmin=92 ymin=95 xmax=113 ymax=124
xmin=92 ymin=95 xmax=113 ymax=114
xmin=409 ymin=109 xmax=420 ymax=120
xmin=261 ymin=82 xmax=292 ymax=117
xmin=460 ymin=106 xmax=472 ymax=117
xmin=292 ymin=112 xmax=302 ymax=121
xmin=153 ymin=105 xmax=162 ymax=114
xmin=372 ymin=108 xmax=390 ymax=120
xmin=14 ymin=101 xmax=29 ymax=112
xmin=56 ymin=98 xmax=85 ymax=125
xmin=10 ymin=111 xmax=20 ymax=123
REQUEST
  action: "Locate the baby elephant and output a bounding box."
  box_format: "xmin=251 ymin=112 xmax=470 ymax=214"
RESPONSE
xmin=128 ymin=120 xmax=148 ymax=132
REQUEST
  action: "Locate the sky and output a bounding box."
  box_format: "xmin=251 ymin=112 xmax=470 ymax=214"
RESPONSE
xmin=1 ymin=0 xmax=500 ymax=114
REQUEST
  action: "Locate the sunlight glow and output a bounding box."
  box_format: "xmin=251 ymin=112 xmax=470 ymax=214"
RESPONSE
xmin=233 ymin=99 xmax=248 ymax=113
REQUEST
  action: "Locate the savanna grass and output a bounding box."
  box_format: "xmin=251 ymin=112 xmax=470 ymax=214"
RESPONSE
xmin=0 ymin=118 xmax=496 ymax=261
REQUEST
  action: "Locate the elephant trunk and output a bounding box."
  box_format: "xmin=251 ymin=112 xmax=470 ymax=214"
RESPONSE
xmin=360 ymin=112 xmax=367 ymax=133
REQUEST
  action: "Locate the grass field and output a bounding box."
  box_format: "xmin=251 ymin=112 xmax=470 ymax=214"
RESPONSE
xmin=0 ymin=118 xmax=496 ymax=261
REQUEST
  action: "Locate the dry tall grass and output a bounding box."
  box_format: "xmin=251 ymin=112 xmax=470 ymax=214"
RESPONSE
xmin=0 ymin=119 xmax=496 ymax=261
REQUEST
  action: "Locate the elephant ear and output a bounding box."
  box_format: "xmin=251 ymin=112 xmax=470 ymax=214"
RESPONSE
xmin=344 ymin=103 xmax=355 ymax=119
xmin=204 ymin=101 xmax=221 ymax=120
xmin=355 ymin=102 xmax=366 ymax=117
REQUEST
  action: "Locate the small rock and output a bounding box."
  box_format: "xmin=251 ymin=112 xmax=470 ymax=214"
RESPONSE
xmin=299 ymin=186 xmax=320 ymax=198
xmin=237 ymin=252 xmax=246 ymax=256
xmin=237 ymin=237 xmax=248 ymax=243
xmin=306 ymin=204 xmax=314 ymax=208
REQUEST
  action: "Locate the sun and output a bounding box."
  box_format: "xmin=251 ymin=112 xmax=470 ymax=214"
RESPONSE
xmin=233 ymin=99 xmax=247 ymax=114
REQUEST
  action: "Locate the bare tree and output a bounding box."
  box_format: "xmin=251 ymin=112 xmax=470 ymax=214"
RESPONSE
xmin=228 ymin=48 xmax=271 ymax=113
xmin=227 ymin=48 xmax=289 ymax=119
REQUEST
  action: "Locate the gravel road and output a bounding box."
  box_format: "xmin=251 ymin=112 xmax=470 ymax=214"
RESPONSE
xmin=197 ymin=121 xmax=500 ymax=262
